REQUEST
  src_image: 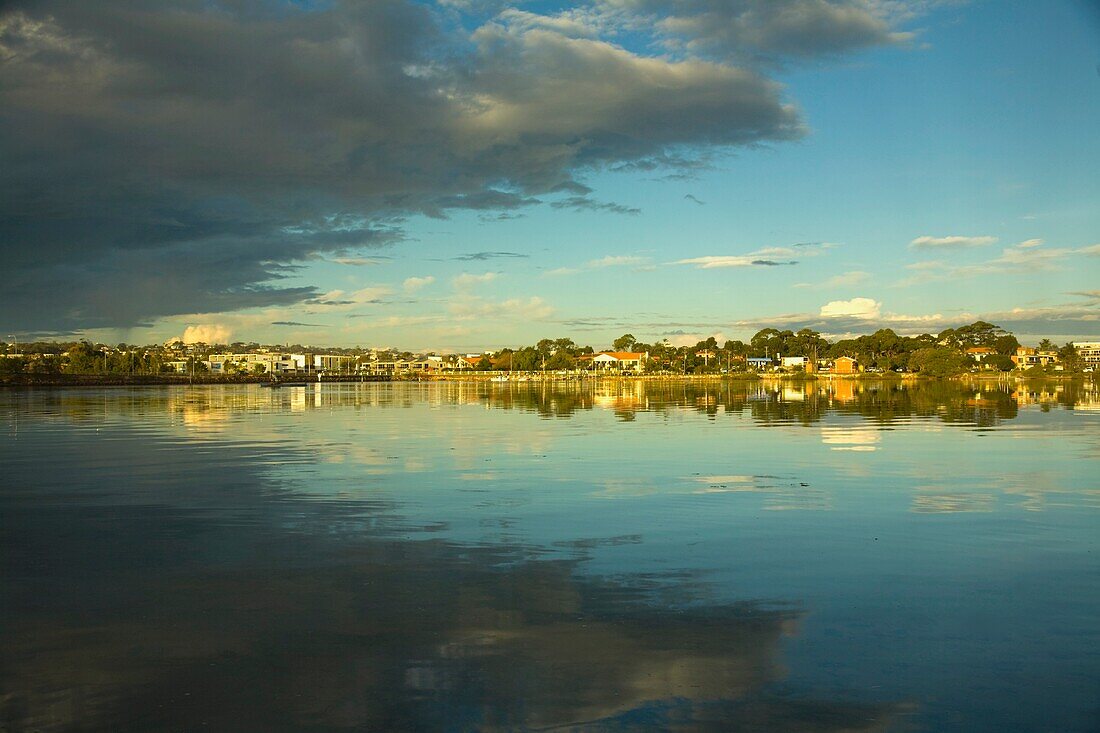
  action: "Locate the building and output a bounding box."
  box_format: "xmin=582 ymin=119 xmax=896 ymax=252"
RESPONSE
xmin=203 ymin=352 xmax=305 ymax=374
xmin=781 ymin=355 xmax=809 ymax=371
xmin=746 ymin=357 xmax=773 ymax=370
xmin=313 ymin=354 xmax=356 ymax=374
xmin=588 ymin=351 xmax=648 ymax=372
xmin=1073 ymin=342 xmax=1100 ymax=367
xmin=832 ymin=356 xmax=859 ymax=374
xmin=966 ymin=347 xmax=995 ymax=363
xmin=1012 ymin=347 xmax=1060 ymax=369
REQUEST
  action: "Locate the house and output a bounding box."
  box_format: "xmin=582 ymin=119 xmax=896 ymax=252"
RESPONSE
xmin=781 ymin=355 xmax=809 ymax=371
xmin=588 ymin=351 xmax=648 ymax=372
xmin=833 ymin=356 xmax=859 ymax=374
xmin=695 ymin=349 xmax=717 ymax=366
xmin=1073 ymin=342 xmax=1100 ymax=367
xmin=966 ymin=347 xmax=995 ymax=363
xmin=313 ymin=354 xmax=356 ymax=373
xmin=746 ymin=357 xmax=773 ymax=370
xmin=1012 ymin=346 xmax=1060 ymax=368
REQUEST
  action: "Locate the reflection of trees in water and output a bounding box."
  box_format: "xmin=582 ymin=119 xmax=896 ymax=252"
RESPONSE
xmin=479 ymin=380 xmax=1043 ymax=427
xmin=8 ymin=379 xmax=1094 ymax=429
xmin=1 ymin=423 xmax=901 ymax=732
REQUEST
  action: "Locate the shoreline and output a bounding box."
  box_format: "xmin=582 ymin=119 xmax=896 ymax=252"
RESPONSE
xmin=1 ymin=372 xmax=1090 ymax=389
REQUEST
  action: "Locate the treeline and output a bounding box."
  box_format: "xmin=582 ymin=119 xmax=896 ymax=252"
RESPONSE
xmin=491 ymin=321 xmax=1086 ymax=377
xmin=1 ymin=321 xmax=1092 ymax=378
xmin=0 ymin=341 xmax=188 ymax=376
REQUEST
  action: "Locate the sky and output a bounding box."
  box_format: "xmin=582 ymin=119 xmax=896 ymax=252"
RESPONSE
xmin=1 ymin=0 xmax=1098 ymax=351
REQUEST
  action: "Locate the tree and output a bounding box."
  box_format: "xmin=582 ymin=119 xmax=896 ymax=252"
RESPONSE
xmin=612 ymin=334 xmax=637 ymax=351
xmin=28 ymin=355 xmax=61 ymax=375
xmin=750 ymin=328 xmax=785 ymax=358
xmin=476 ymin=355 xmax=493 ymax=371
xmin=0 ymin=356 xmax=26 ymax=376
xmin=65 ymin=341 xmax=101 ymax=373
xmin=546 ymin=351 xmax=575 ymax=370
xmin=1058 ymin=343 xmax=1081 ymax=372
xmin=511 ymin=347 xmax=539 ymax=372
xmin=1038 ymin=338 xmax=1056 ymax=352
xmin=993 ymin=334 xmax=1019 ymax=355
xmin=252 ymin=363 xmax=267 ymax=375
xmin=985 ymin=354 xmax=1015 ymax=372
xmin=908 ymin=347 xmax=969 ymax=377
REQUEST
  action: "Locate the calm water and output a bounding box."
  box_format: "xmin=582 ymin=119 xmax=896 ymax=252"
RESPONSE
xmin=2 ymin=380 xmax=1098 ymax=732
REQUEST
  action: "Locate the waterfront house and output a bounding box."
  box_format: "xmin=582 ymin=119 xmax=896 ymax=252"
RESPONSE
xmin=1073 ymin=342 xmax=1100 ymax=367
xmin=966 ymin=347 xmax=995 ymax=363
xmin=781 ymin=355 xmax=809 ymax=371
xmin=833 ymin=356 xmax=859 ymax=374
xmin=313 ymin=354 xmax=356 ymax=374
xmin=589 ymin=351 xmax=648 ymax=372
xmin=1012 ymin=346 xmax=1060 ymax=368
xmin=746 ymin=357 xmax=773 ymax=371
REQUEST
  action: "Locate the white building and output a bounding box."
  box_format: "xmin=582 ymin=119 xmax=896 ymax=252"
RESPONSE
xmin=588 ymin=351 xmax=648 ymax=372
xmin=781 ymin=355 xmax=809 ymax=370
xmin=1073 ymin=342 xmax=1100 ymax=367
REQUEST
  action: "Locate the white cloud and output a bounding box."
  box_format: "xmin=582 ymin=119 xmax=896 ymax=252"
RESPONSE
xmin=452 ymin=271 xmax=499 ymax=289
xmin=676 ymin=256 xmax=757 ymax=268
xmin=177 ymin=324 xmax=233 ymax=344
xmin=666 ymin=331 xmax=725 ymax=347
xmin=544 ymin=267 xmax=581 ymax=277
xmin=308 ymin=286 xmax=392 ymax=311
xmin=910 ymin=235 xmax=998 ymax=249
xmin=900 ymin=239 xmax=1087 ymax=287
xmin=991 ymin=240 xmax=1070 ymax=269
xmin=496 ymin=8 xmax=602 ymax=39
xmin=449 ymin=295 xmax=554 ymax=321
xmin=795 ymin=270 xmax=870 ymax=289
xmin=673 ymin=251 xmax=796 ymax=268
xmin=820 ymin=297 xmax=881 ymax=320
xmin=587 ymin=255 xmax=650 ymax=268
xmin=403 ymin=275 xmax=435 ymax=293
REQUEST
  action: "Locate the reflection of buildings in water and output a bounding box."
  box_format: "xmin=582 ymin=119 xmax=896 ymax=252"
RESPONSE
xmin=591 ymin=379 xmax=648 ymax=411
xmin=1011 ymin=384 xmax=1064 ymax=407
xmin=825 ymin=379 xmax=859 ymax=404
xmin=820 ymin=425 xmax=880 ymax=452
xmin=781 ymin=386 xmax=806 ymax=402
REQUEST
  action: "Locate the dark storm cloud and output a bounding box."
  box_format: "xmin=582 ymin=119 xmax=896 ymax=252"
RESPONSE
xmin=0 ymin=0 xmax=805 ymax=331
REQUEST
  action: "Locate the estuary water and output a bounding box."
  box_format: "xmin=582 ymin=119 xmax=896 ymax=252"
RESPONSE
xmin=1 ymin=379 xmax=1098 ymax=732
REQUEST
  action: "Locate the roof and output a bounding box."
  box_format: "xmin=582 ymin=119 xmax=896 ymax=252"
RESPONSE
xmin=966 ymin=347 xmax=995 ymax=354
xmin=834 ymin=355 xmax=857 ymax=362
xmin=597 ymin=351 xmax=646 ymax=360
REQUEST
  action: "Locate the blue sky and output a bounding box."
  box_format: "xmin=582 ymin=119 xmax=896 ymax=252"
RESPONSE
xmin=1 ymin=0 xmax=1097 ymax=349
